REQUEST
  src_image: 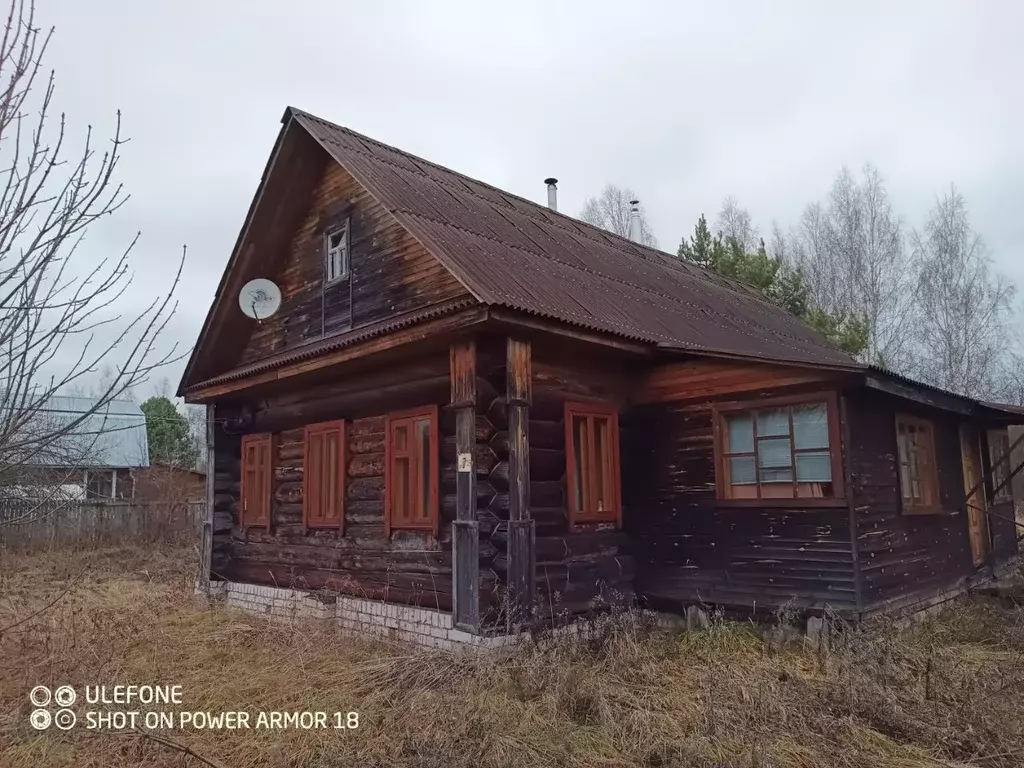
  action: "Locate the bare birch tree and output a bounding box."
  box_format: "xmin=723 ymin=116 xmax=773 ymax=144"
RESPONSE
xmin=912 ymin=186 xmax=1014 ymax=398
xmin=716 ymin=196 xmax=759 ymax=252
xmin=580 ymin=184 xmax=658 ymax=247
xmin=0 ymin=0 xmax=183 ymax=516
xmin=781 ymin=165 xmax=917 ymax=370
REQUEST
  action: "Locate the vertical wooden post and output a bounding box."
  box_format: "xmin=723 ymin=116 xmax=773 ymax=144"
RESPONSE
xmin=506 ymin=337 xmax=534 ymax=629
xmin=450 ymin=340 xmax=480 ymax=631
xmin=197 ymin=403 xmax=215 ymax=597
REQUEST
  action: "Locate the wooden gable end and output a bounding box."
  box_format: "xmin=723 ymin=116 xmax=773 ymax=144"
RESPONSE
xmin=238 ymin=160 xmax=470 ymax=366
xmin=178 ymin=117 xmax=472 ymax=394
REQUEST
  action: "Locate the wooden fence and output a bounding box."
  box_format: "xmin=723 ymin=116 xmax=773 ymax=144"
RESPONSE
xmin=0 ymin=497 xmax=204 ymax=552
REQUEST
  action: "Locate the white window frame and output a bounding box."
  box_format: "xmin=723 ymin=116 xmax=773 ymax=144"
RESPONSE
xmin=324 ymin=220 xmax=350 ymax=283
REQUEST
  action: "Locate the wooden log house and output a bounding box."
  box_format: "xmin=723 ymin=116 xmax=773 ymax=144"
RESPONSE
xmin=179 ymin=107 xmax=1024 ymax=635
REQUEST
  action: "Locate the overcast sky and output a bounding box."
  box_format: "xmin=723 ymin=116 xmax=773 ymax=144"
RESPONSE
xmin=40 ymin=0 xmax=1024 ymax=399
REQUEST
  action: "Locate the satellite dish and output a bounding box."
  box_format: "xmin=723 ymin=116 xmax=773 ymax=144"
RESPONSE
xmin=239 ymin=278 xmax=282 ymax=321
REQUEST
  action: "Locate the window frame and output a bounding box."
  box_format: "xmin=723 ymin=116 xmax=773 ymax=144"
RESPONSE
xmin=324 ymin=218 xmax=350 ymax=284
xmin=895 ymin=413 xmax=942 ymax=515
xmin=564 ymin=400 xmax=622 ymax=527
xmin=384 ymin=405 xmax=439 ymax=536
xmin=241 ymin=432 xmax=274 ymax=530
xmin=303 ymin=420 xmax=347 ymax=533
xmin=712 ymin=391 xmax=846 ymax=508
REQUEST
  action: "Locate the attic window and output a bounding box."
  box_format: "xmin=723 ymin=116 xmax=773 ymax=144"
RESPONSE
xmin=325 ymin=221 xmax=349 ymax=282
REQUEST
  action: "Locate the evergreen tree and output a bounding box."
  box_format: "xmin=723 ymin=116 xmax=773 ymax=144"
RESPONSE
xmin=140 ymin=396 xmax=199 ymax=468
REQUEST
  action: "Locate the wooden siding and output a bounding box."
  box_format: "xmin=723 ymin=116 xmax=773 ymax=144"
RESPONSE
xmin=638 ymin=359 xmax=839 ymax=404
xmin=624 ymin=400 xmax=858 ymax=614
xmin=239 ymin=160 xmax=469 ymax=366
xmin=846 ymin=390 xmax=980 ymax=612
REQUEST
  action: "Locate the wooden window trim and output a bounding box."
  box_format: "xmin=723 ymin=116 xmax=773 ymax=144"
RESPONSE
xmin=712 ymin=391 xmax=846 ymax=508
xmin=895 ymin=413 xmax=942 ymax=515
xmin=565 ymin=400 xmax=622 ymax=527
xmin=241 ymin=433 xmax=274 ymax=531
xmin=384 ymin=405 xmax=439 ymax=536
xmin=324 ymin=218 xmax=350 ymax=285
xmin=302 ymin=420 xmax=347 ymax=533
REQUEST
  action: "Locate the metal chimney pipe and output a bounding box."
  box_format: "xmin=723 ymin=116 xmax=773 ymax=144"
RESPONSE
xmin=629 ymin=199 xmax=641 ymax=242
xmin=544 ymin=177 xmax=558 ymax=212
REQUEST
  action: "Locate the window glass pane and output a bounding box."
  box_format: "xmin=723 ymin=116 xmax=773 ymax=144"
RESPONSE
xmin=758 ymin=437 xmax=792 ymax=469
xmin=795 ymin=452 xmax=832 ymax=482
xmin=594 ymin=417 xmax=608 ymax=512
xmin=757 ymin=408 xmax=790 ymax=437
xmin=729 ymin=456 xmax=756 ymax=484
xmin=759 ymin=467 xmax=794 ymax=483
xmin=416 ymin=418 xmax=431 ymax=521
xmin=573 ymin=415 xmax=587 ymax=512
xmin=726 ymin=413 xmax=754 ymax=454
xmin=792 ymin=404 xmax=829 ymax=449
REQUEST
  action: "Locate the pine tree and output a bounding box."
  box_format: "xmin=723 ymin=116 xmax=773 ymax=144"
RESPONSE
xmin=140 ymin=396 xmax=199 ymax=468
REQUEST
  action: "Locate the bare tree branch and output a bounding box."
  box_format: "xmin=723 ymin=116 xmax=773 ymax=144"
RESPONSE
xmin=579 ymin=184 xmax=658 ymax=247
xmin=0 ymin=0 xmax=185 ymax=522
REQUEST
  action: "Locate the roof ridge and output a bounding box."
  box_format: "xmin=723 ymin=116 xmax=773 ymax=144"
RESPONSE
xmin=288 ymin=106 xmax=755 ymax=294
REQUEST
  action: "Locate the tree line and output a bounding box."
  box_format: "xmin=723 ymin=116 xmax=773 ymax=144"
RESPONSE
xmin=581 ymin=169 xmax=1020 ymax=403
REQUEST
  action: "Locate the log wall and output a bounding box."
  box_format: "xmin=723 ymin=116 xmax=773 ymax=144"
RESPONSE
xmin=213 ymin=354 xmax=468 ymax=610
xmin=485 ymin=352 xmax=636 ymax=624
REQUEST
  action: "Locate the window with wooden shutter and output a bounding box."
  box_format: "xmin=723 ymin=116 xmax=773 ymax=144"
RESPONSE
xmin=385 ymin=406 xmax=439 ymax=535
xmin=896 ymin=414 xmax=941 ymax=514
xmin=241 ymin=433 xmax=273 ymax=529
xmin=565 ymin=401 xmax=621 ymax=526
xmin=303 ymin=420 xmax=347 ymax=531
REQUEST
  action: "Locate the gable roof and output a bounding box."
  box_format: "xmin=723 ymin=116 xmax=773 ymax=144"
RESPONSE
xmin=179 ymin=108 xmax=861 ymax=396
xmin=290 ymin=107 xmax=860 ymax=371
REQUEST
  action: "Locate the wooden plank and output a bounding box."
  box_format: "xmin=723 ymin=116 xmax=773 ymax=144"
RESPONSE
xmin=506 ymin=337 xmax=535 ymax=628
xmin=638 ymin=359 xmax=839 ymax=404
xmin=451 ymin=340 xmax=479 ymax=631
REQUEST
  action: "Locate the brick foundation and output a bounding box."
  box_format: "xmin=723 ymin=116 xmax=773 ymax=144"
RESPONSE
xmin=204 ymin=580 xmax=517 ymax=650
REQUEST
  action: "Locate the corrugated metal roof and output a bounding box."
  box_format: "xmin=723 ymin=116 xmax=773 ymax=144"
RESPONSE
xmin=291 ymin=108 xmax=860 ymax=370
xmin=26 ymin=396 xmax=150 ymax=468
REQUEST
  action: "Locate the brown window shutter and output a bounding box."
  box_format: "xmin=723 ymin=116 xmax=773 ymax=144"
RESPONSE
xmin=303 ymin=421 xmax=346 ymax=533
xmin=385 ymin=407 xmax=439 ymax=536
xmin=241 ymin=433 xmax=273 ymax=530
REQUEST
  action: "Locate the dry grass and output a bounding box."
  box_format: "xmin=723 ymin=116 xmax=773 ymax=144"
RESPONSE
xmin=2 ymin=546 xmax=1024 ymax=768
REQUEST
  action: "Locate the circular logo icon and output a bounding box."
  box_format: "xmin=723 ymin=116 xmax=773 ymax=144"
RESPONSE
xmin=54 ymin=709 xmax=77 ymax=731
xmin=54 ymin=685 xmax=76 ymax=707
xmin=30 ymin=709 xmax=51 ymax=730
xmin=29 ymin=686 xmax=51 ymax=707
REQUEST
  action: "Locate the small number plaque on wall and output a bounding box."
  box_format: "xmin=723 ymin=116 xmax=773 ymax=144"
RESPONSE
xmin=457 ymin=452 xmax=473 ymax=473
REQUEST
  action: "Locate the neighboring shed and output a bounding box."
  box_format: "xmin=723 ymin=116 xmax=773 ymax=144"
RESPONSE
xmin=12 ymin=396 xmax=150 ymax=500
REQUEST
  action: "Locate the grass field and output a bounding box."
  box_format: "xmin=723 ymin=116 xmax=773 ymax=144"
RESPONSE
xmin=2 ymin=545 xmax=1024 ymax=768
